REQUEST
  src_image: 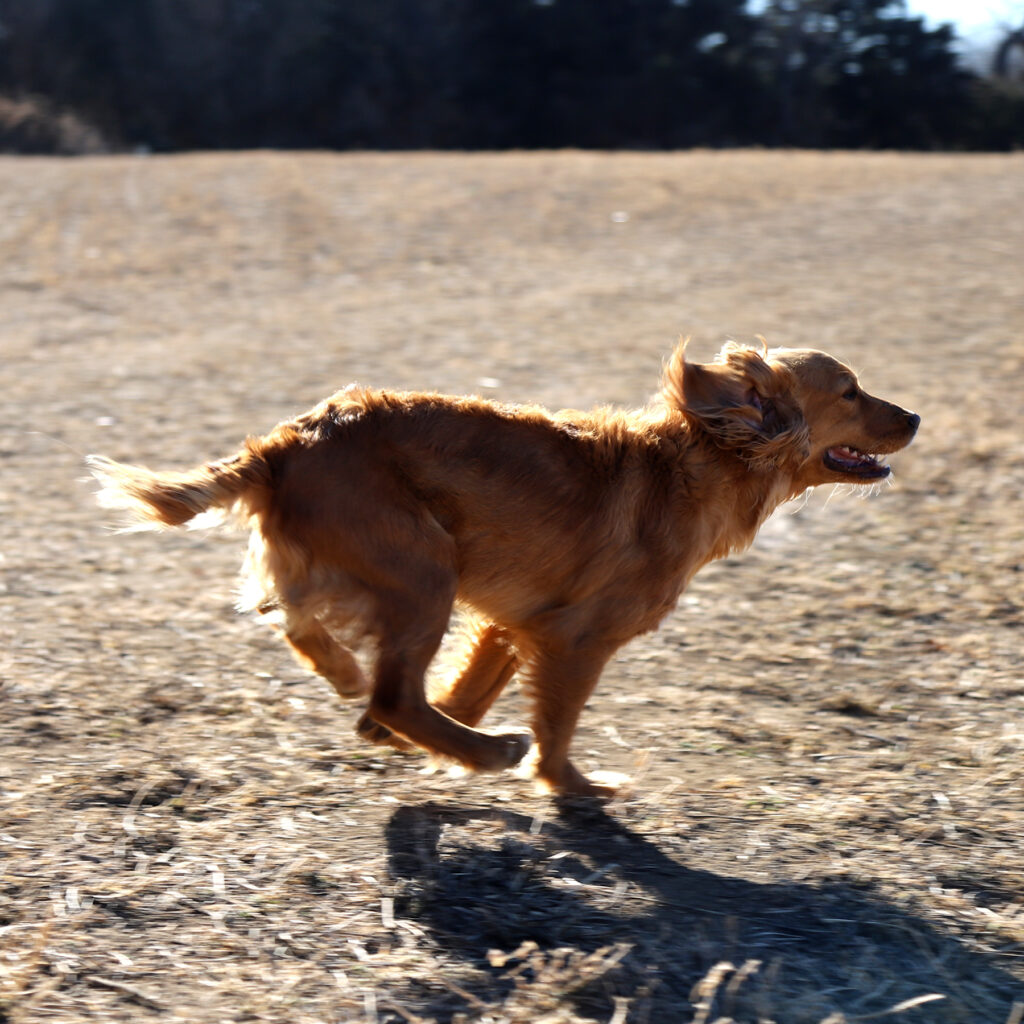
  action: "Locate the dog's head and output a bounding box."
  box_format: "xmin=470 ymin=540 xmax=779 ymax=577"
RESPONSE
xmin=663 ymin=341 xmax=920 ymax=484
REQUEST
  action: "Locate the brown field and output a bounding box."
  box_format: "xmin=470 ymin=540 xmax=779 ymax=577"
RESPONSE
xmin=1 ymin=151 xmax=1023 ymax=1024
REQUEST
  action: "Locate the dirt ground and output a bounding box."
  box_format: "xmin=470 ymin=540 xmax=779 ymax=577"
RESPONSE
xmin=1 ymin=151 xmax=1023 ymax=1024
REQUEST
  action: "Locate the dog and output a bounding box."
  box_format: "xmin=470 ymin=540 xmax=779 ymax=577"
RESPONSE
xmin=89 ymin=340 xmax=919 ymax=797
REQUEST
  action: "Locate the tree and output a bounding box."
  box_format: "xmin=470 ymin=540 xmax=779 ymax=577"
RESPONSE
xmin=0 ymin=0 xmax=1019 ymax=150
xmin=754 ymin=0 xmax=974 ymax=148
xmin=455 ymin=0 xmax=763 ymax=148
xmin=992 ymin=19 xmax=1024 ymax=80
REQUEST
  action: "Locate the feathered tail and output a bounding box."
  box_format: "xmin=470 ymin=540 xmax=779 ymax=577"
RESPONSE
xmin=87 ymin=443 xmax=270 ymax=530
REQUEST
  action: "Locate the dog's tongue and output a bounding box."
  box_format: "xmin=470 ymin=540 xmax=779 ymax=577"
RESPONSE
xmin=829 ymin=445 xmax=875 ymax=467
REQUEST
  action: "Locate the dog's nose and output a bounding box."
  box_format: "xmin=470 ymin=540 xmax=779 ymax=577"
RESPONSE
xmin=905 ymin=411 xmax=921 ymax=434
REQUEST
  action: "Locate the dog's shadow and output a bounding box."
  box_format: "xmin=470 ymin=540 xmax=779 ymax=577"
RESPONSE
xmin=384 ymin=800 xmax=1018 ymax=1023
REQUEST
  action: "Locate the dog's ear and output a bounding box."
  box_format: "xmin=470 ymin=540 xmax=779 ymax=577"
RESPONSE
xmin=662 ymin=340 xmax=810 ymax=470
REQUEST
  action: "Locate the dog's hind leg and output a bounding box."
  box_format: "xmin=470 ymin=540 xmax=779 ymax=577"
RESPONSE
xmin=360 ymin=559 xmax=530 ymax=771
xmin=357 ymin=621 xmax=519 ymax=750
xmin=368 ymin=653 xmax=530 ymax=773
xmin=284 ymin=618 xmax=369 ymax=699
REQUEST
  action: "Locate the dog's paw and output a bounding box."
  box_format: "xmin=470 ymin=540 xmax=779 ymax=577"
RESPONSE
xmin=584 ymin=770 xmax=633 ymax=799
xmin=478 ymin=729 xmax=533 ymax=771
xmin=504 ymin=731 xmax=534 ymax=767
xmin=331 ymin=675 xmax=370 ymax=699
xmin=535 ymin=762 xmax=631 ymax=800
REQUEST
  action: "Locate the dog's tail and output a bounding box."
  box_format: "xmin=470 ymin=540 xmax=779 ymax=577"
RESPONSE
xmin=87 ymin=442 xmax=270 ymax=530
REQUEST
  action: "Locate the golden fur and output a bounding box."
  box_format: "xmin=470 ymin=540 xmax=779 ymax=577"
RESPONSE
xmin=89 ymin=340 xmax=919 ymax=797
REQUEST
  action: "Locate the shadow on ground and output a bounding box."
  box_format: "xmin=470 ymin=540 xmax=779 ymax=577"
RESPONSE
xmin=384 ymin=801 xmax=1017 ymax=1024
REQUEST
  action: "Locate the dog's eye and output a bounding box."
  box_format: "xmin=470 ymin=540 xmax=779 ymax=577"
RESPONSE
xmin=842 ymin=387 xmax=858 ymax=401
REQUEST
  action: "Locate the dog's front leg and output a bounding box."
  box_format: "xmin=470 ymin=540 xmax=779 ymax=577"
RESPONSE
xmin=434 ymin=623 xmax=519 ymax=726
xmin=526 ymin=642 xmax=621 ymax=799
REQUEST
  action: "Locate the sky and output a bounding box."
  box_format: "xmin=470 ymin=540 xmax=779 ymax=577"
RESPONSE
xmin=743 ymin=1 xmax=1021 ymax=43
xmin=904 ymin=0 xmax=1021 ymax=67
xmin=905 ymin=0 xmax=1020 ymax=39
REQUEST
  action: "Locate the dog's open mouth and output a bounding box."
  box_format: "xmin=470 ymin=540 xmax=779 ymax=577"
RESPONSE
xmin=823 ymin=445 xmax=890 ymax=479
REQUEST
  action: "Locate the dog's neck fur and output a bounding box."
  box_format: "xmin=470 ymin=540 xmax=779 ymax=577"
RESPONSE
xmin=722 ymin=470 xmax=799 ymax=555
xmin=670 ymin=429 xmax=803 ymax=572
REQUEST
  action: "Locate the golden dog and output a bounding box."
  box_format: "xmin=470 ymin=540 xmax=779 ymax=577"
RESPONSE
xmin=90 ymin=340 xmax=919 ymax=797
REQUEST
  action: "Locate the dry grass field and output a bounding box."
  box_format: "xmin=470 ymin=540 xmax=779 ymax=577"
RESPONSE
xmin=1 ymin=150 xmax=1023 ymax=1024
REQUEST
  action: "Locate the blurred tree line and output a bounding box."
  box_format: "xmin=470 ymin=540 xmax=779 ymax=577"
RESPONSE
xmin=0 ymin=0 xmax=1021 ymax=152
